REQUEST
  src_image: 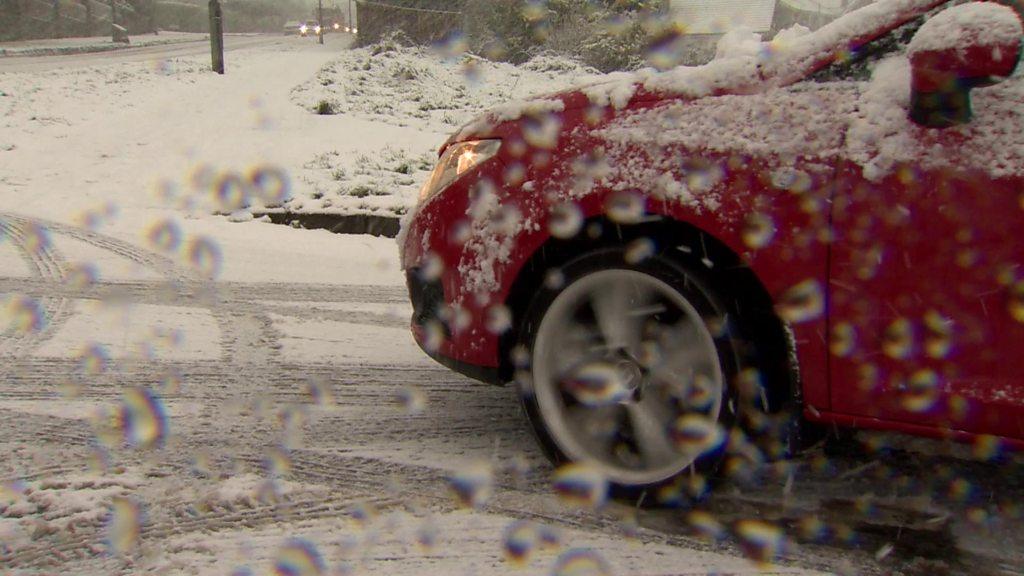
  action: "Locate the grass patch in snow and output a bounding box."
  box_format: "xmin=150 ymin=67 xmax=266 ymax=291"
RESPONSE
xmin=287 ymin=145 xmax=434 ymax=217
xmin=291 ymin=42 xmax=601 ymax=132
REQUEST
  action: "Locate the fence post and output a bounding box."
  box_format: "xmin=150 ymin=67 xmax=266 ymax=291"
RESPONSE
xmin=209 ymin=0 xmax=224 ymax=74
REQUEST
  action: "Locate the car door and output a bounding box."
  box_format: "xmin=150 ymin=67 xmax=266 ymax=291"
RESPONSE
xmin=829 ymin=55 xmax=1024 ymax=440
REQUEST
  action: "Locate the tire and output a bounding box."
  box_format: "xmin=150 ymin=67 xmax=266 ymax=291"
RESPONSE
xmin=515 ymin=240 xmax=775 ymax=502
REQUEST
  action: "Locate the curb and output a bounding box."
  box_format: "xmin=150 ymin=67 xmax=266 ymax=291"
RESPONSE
xmin=255 ymin=212 xmax=401 ymax=238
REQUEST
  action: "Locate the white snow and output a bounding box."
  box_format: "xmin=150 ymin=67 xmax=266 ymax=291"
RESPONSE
xmin=268 ymin=313 xmax=432 ymax=366
xmin=0 ymin=31 xmax=208 ymax=57
xmin=907 ymin=1 xmax=1023 ymax=55
xmin=847 ymin=55 xmax=1024 ymax=180
xmin=34 ymin=301 xmax=221 ymax=361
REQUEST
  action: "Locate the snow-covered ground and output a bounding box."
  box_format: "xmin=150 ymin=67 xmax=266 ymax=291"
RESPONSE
xmin=0 ymin=31 xmax=210 ymax=57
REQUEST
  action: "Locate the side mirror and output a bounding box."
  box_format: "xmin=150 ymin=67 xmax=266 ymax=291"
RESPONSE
xmin=907 ymin=2 xmax=1022 ymax=128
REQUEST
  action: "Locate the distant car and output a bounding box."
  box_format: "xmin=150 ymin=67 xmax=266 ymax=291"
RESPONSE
xmin=300 ymin=20 xmax=321 ymax=37
xmin=283 ymin=20 xmax=302 ymax=35
xmin=401 ymin=0 xmax=1024 ymax=496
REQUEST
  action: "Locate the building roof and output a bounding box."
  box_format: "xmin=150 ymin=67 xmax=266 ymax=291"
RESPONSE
xmin=667 ymin=0 xmax=778 ymax=33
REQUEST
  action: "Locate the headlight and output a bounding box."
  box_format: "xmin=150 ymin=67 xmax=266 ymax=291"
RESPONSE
xmin=333 ymin=22 xmax=340 ymax=30
xmin=418 ymin=140 xmax=501 ymax=203
xmin=315 ymin=25 xmax=322 ymax=33
xmin=300 ymin=25 xmax=307 ymax=33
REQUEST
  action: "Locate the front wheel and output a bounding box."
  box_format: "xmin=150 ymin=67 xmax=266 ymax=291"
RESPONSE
xmin=516 ymin=246 xmax=763 ymax=496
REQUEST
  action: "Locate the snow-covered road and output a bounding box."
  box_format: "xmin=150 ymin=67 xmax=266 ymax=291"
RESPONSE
xmin=1 ymin=33 xmax=1022 ymax=576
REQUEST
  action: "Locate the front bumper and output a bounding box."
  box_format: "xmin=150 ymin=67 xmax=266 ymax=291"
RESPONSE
xmin=406 ymin=268 xmax=502 ymax=384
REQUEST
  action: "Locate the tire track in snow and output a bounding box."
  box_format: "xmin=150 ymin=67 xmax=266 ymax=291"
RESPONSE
xmin=0 ymin=215 xmax=70 ymax=361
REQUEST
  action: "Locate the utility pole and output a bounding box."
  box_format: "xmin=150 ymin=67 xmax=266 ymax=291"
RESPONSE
xmin=85 ymin=0 xmax=94 ymax=37
xmin=348 ymin=0 xmax=353 ymax=33
xmin=318 ymin=0 xmax=324 ymax=44
xmin=51 ymin=0 xmax=60 ymax=39
xmin=209 ymin=0 xmax=224 ymax=74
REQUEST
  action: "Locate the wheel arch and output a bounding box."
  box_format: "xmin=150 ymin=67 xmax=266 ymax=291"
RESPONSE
xmin=499 ymin=215 xmax=802 ymax=414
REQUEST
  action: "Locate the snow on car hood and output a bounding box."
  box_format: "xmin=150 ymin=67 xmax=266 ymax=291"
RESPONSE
xmin=452 ymin=0 xmax=946 ymax=146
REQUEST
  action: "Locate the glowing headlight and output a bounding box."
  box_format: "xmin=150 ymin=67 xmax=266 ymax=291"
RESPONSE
xmin=300 ymin=25 xmax=308 ymax=33
xmin=315 ymin=25 xmax=322 ymax=34
xmin=418 ymin=140 xmax=501 ymax=203
xmin=333 ymin=22 xmax=340 ymax=30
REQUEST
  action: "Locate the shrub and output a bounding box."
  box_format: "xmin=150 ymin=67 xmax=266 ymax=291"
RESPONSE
xmin=315 ymin=100 xmax=336 ymax=115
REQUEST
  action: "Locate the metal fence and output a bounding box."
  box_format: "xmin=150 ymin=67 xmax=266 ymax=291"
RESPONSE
xmin=354 ymin=0 xmax=466 ymax=46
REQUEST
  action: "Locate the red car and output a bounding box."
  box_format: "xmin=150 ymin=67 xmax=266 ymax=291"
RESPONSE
xmin=401 ymin=0 xmax=1024 ymax=494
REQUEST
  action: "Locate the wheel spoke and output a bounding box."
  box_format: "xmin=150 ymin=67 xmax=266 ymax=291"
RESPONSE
xmin=550 ymin=320 xmax=604 ymax=379
xmin=625 ymin=401 xmax=676 ymax=467
xmin=566 ymin=404 xmax=622 ymax=453
xmin=649 ymin=317 xmax=718 ymax=381
xmin=590 ymin=277 xmax=654 ymax=357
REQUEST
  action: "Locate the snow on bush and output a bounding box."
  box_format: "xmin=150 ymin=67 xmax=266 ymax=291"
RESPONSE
xmin=285 ymin=42 xmax=601 ymax=217
xmin=291 ymin=42 xmax=601 ymax=133
xmin=286 ymin=146 xmax=435 ymax=217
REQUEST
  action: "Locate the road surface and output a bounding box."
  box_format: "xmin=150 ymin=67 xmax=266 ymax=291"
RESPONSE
xmin=0 ymin=34 xmax=345 ymax=73
xmin=0 ymin=211 xmax=1021 ymax=575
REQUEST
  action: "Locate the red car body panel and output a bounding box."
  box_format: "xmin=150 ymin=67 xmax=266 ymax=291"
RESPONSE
xmin=401 ymin=0 xmax=1024 ymax=449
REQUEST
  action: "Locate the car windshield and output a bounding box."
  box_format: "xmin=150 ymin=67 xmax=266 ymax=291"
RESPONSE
xmin=1 ymin=0 xmax=1022 ymax=575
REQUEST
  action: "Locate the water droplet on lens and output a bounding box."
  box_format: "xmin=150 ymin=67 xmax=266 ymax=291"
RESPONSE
xmin=1 ymin=294 xmax=47 ymax=334
xmin=544 ymin=268 xmax=566 ymax=290
xmin=605 ymin=191 xmax=644 ymax=224
xmin=64 ymin=262 xmax=99 ymax=289
xmin=551 ymin=548 xmax=612 ymax=576
xmin=549 ymin=202 xmax=584 ymax=239
xmin=669 ymin=414 xmax=725 ymax=455
xmin=923 ymin=310 xmax=952 ymax=359
xmin=882 ymin=318 xmax=913 ymax=359
xmin=249 ymin=166 xmax=292 ymax=207
xmin=830 ymin=322 xmax=856 ymax=357
xmin=264 ymin=446 xmax=292 ymax=477
xmin=734 ymin=519 xmax=787 ymax=565
xmin=900 ymin=369 xmax=938 ymax=413
xmin=348 ymin=501 xmax=377 ymax=529
xmin=106 ymin=496 xmax=141 ymax=555
xmin=552 ymin=463 xmax=608 ymax=509
xmin=686 ymin=510 xmax=726 ymax=541
xmin=121 ymin=388 xmax=168 ymax=448
xmin=146 ymin=219 xmax=182 ymax=252
xmin=186 ymin=236 xmax=222 ymax=279
xmin=741 ymin=212 xmax=775 ymax=249
xmin=503 ymin=519 xmax=538 ymax=565
xmin=274 ymin=538 xmax=326 ymax=576
xmin=562 ymin=361 xmax=632 ymax=407
xmin=775 ymin=280 xmax=823 ymax=324
xmin=447 ymin=462 xmax=493 ymax=509
xmin=485 ymin=305 xmax=512 ymax=334
xmin=213 ymin=172 xmax=251 ymax=212
xmin=397 ymin=386 xmax=427 ymax=415
xmin=624 ymin=237 xmax=655 ymax=264
xmin=77 ymin=343 xmax=110 ymax=376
